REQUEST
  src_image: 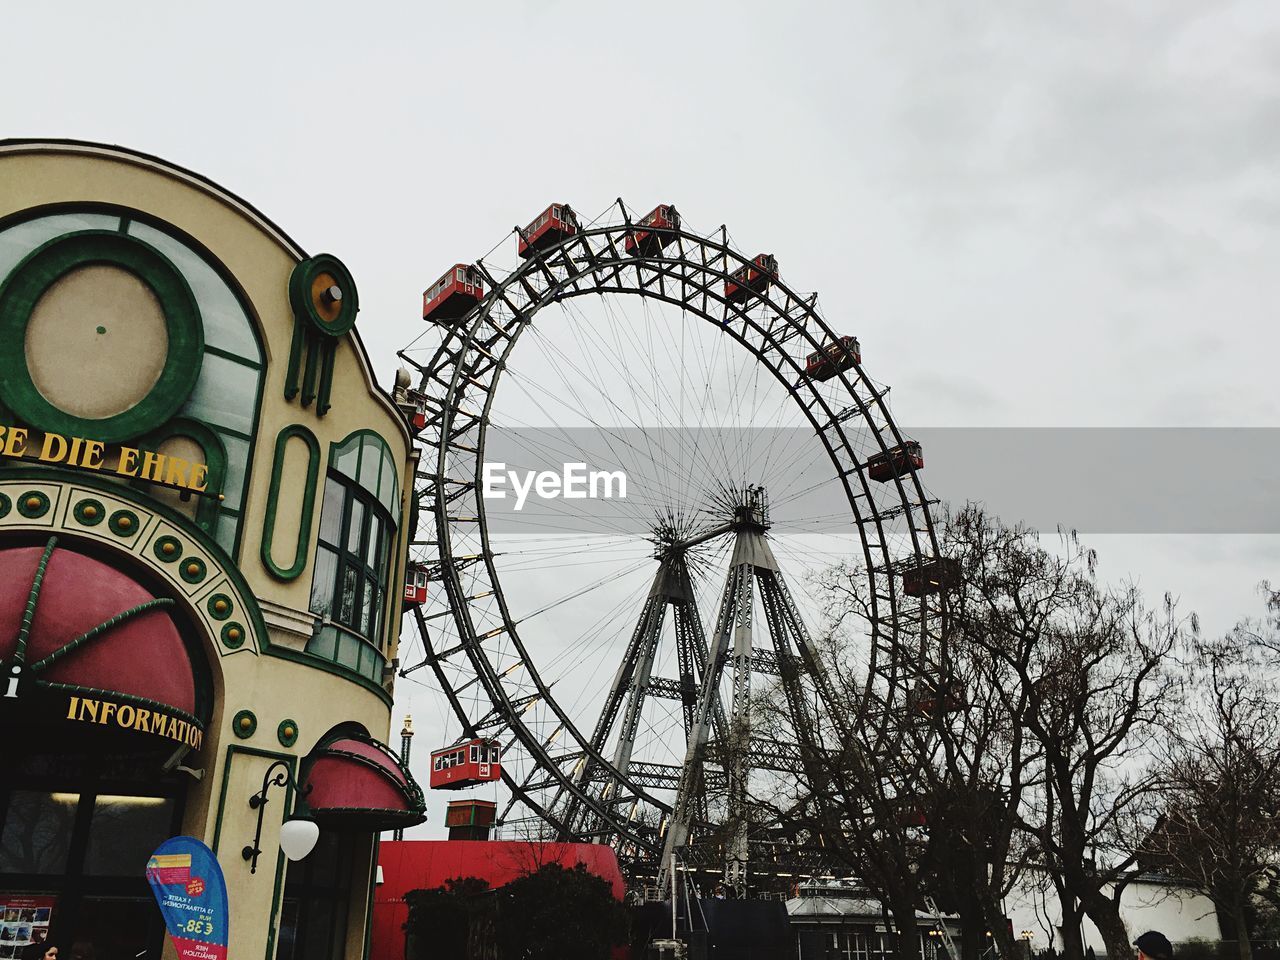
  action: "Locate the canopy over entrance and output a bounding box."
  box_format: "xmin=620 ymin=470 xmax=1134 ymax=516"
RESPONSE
xmin=302 ymin=732 xmax=426 ymax=830
xmin=0 ymin=536 xmax=208 ymax=748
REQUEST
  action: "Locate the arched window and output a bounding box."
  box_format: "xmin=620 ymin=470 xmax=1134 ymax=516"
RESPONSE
xmin=306 ymin=432 xmax=399 ymax=680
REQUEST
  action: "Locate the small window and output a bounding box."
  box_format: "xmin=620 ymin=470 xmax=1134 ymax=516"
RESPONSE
xmin=492 ymin=745 xmax=500 ymax=763
xmin=470 ymin=745 xmax=479 ymax=763
xmin=433 ymin=757 xmax=441 ymax=771
xmin=456 ymin=268 xmax=465 ymax=282
xmin=552 ymin=206 xmax=560 ymax=219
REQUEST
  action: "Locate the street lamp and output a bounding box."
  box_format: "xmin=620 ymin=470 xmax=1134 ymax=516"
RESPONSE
xmin=242 ymin=759 xmax=318 ymax=874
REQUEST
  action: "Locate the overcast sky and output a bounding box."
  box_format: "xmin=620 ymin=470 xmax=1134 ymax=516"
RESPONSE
xmin=7 ymin=1 xmax=1280 ymax=836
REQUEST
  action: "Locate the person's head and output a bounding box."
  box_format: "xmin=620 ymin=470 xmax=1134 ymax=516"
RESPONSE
xmin=19 ymin=943 xmax=57 ymax=960
xmin=1135 ymin=931 xmax=1174 ymax=960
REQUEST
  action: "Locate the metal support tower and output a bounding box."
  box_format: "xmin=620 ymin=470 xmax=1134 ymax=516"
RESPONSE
xmin=394 ymin=715 xmax=415 ymax=841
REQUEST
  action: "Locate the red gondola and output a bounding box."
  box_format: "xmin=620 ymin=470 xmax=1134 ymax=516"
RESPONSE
xmin=805 ymin=336 xmax=861 ymax=382
xmin=895 ymin=798 xmax=928 ymax=828
xmin=902 ymin=557 xmax=960 ymax=597
xmin=403 ymin=562 xmax=428 ymax=607
xmin=912 ymin=680 xmax=965 ymax=717
xmin=866 ymin=441 xmax=923 ymax=482
xmin=724 ymin=253 xmax=778 ymax=303
xmin=517 ymin=203 xmax=579 ymax=259
xmin=429 ymin=738 xmax=502 ymax=790
xmin=423 ymin=264 xmax=485 ymax=326
xmin=624 ymin=204 xmax=681 ymax=257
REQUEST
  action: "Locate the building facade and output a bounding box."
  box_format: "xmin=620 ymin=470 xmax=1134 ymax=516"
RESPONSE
xmin=0 ymin=140 xmax=424 ymax=960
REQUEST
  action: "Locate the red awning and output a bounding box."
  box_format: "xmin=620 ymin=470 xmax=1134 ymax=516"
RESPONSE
xmin=302 ymin=732 xmax=427 ymax=830
xmin=0 ymin=537 xmax=206 ymax=747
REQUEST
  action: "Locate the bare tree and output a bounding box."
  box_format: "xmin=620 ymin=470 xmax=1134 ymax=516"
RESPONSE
xmin=1143 ymin=630 xmax=1280 ymax=960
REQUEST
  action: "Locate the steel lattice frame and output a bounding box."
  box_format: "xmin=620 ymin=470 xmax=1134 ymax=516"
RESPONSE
xmin=401 ymin=203 xmax=945 ymax=880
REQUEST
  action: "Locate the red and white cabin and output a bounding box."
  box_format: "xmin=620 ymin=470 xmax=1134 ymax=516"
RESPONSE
xmin=403 ymin=562 xmax=428 ymax=607
xmin=429 ymin=738 xmax=502 ymax=790
xmin=422 ymin=264 xmax=484 ymax=326
xmin=805 ymin=336 xmax=861 ymax=382
xmin=624 ymin=204 xmax=681 ymax=257
xmin=725 ymin=253 xmax=778 ymax=303
xmin=911 ymin=679 xmax=965 ymax=717
xmin=517 ymin=203 xmax=579 ymax=259
xmin=866 ymin=441 xmax=923 ymax=483
xmin=902 ymin=557 xmax=960 ymax=598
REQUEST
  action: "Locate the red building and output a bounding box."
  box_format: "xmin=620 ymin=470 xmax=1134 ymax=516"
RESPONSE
xmin=371 ymin=840 xmax=626 ymax=960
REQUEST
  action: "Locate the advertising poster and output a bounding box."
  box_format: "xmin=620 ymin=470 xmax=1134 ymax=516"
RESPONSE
xmin=145 ymin=837 xmax=229 ymax=960
xmin=0 ymin=894 xmax=55 ymax=958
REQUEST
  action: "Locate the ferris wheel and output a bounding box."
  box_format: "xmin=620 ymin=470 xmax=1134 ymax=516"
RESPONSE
xmin=395 ymin=200 xmax=950 ymax=890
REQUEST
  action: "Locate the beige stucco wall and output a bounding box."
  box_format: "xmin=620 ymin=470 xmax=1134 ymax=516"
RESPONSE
xmin=0 ymin=141 xmax=418 ymax=960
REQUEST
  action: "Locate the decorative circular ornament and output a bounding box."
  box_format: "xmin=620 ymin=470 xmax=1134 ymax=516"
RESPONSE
xmin=0 ymin=493 xmax=10 ymax=519
xmin=221 ymin=621 xmax=245 ymax=648
xmin=153 ymin=535 xmax=182 ymax=562
xmin=288 ymin=254 xmax=358 ymax=337
xmin=179 ymin=556 xmax=207 ymax=584
xmin=0 ymin=230 xmax=203 ymax=443
xmin=108 ymin=509 xmax=139 ymax=536
xmin=277 ymin=719 xmax=299 ymax=748
xmin=17 ymin=491 xmax=50 ymax=518
xmin=232 ymin=709 xmax=257 ymax=739
xmin=74 ymin=498 xmax=105 ymax=526
xmin=207 ymin=593 xmax=233 ymax=620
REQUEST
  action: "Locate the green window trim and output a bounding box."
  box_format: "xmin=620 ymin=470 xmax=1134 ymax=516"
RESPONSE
xmin=310 ymin=473 xmax=392 ymax=647
xmin=261 ymin=424 xmax=321 ymax=581
xmin=0 ymin=230 xmax=204 ymax=443
xmin=138 ymin=417 xmax=229 ymax=534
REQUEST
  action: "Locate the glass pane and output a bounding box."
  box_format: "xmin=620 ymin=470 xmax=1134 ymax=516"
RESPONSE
xmin=219 ymin=432 xmax=251 ymax=512
xmin=128 ymin=221 xmax=262 ymax=360
xmin=0 ymin=790 xmax=78 ymax=874
xmin=305 ymin=624 xmax=339 ymax=661
xmin=0 ymin=212 xmax=121 ymax=279
xmin=364 ymin=516 xmax=381 ymax=568
xmin=318 ymin=477 xmax=345 ymax=545
xmin=338 ymin=565 xmax=358 ymax=627
xmin=378 ymin=451 xmax=398 ymax=514
xmin=358 ymin=438 xmax=382 ymax=495
xmin=82 ymin=795 xmax=175 ymax=875
xmin=181 ymin=352 xmax=259 ymax=434
xmin=71 ymin=895 xmax=165 ymax=960
xmin=216 ymin=511 xmax=238 ymax=555
xmin=336 ymin=631 xmax=360 ymax=671
xmin=346 ymin=498 xmax=365 ymax=554
xmin=310 ymin=546 xmax=338 ymax=616
xmin=333 ymin=435 xmax=360 ymax=480
xmin=360 ymin=576 xmax=375 ymax=637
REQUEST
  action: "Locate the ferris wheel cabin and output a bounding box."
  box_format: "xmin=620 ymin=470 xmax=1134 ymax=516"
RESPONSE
xmin=624 ymin=204 xmax=681 ymax=257
xmin=423 ymin=264 xmax=485 ymax=325
xmin=403 ymin=562 xmax=429 ymax=607
xmin=901 ymin=557 xmax=961 ymax=598
xmin=911 ymin=679 xmax=965 ymax=717
xmin=805 ymin=336 xmax=861 ymax=381
xmin=866 ymin=441 xmax=924 ymax=482
xmin=725 ymin=253 xmax=778 ymax=303
xmin=429 ymin=738 xmax=502 ymax=790
xmin=517 ymin=203 xmax=580 ymax=258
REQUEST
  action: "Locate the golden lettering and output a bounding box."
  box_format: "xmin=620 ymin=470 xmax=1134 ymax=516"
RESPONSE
xmin=3 ymin=427 xmax=27 ymax=457
xmin=82 ymin=440 xmax=105 ymax=470
xmin=79 ymin=699 xmax=98 ymax=723
xmin=188 ymin=463 xmax=208 ymax=492
xmin=117 ymin=705 xmax=135 ymax=728
xmin=163 ymin=456 xmax=189 ymax=488
xmin=117 ymin=447 xmax=140 ymax=477
xmin=140 ymin=450 xmax=164 ymax=483
xmin=40 ymin=432 xmax=68 ymax=463
xmin=100 ymin=702 xmax=117 ymax=725
xmin=67 ymin=696 xmax=79 ymax=719
xmin=134 ymin=707 xmax=151 ymax=731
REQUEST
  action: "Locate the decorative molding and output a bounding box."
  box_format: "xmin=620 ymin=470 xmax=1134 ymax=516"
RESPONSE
xmin=232 ymin=709 xmax=257 ymax=739
xmin=0 ymin=229 xmax=204 ymax=443
xmin=259 ymin=424 xmax=320 ymax=581
xmin=276 ymin=718 xmax=299 ymax=748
